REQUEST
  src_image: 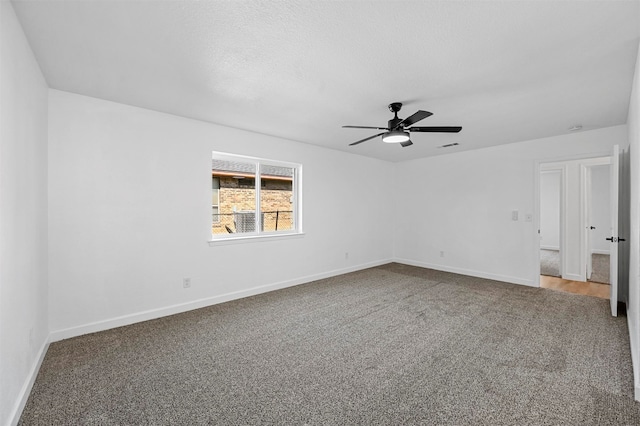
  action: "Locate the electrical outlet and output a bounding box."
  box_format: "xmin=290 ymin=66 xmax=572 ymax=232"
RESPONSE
xmin=345 ymin=252 xmax=349 ymax=260
xmin=183 ymin=278 xmax=191 ymax=289
xmin=440 ymin=251 xmax=445 ymax=258
xmin=511 ymin=210 xmax=519 ymax=221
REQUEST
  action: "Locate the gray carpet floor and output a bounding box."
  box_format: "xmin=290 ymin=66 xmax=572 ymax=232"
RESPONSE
xmin=590 ymin=253 xmax=611 ymax=285
xmin=540 ymin=250 xmax=611 ymax=285
xmin=540 ymin=249 xmax=561 ymax=277
xmin=19 ymin=263 xmax=639 ymax=425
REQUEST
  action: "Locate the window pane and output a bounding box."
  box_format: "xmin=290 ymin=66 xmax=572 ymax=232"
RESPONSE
xmin=260 ymin=165 xmax=294 ymax=232
xmin=212 ymin=176 xmax=220 ymax=224
xmin=212 ymin=159 xmax=256 ymax=235
xmin=212 ymin=205 xmax=220 ymax=223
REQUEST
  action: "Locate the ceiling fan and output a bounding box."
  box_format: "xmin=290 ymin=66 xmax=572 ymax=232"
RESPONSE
xmin=343 ymin=102 xmax=462 ymax=147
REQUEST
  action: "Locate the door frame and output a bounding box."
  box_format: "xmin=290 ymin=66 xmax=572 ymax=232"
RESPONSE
xmin=580 ymin=158 xmax=612 ymax=284
xmin=538 ymin=167 xmax=565 ymax=279
xmin=584 ymin=165 xmax=593 ymax=280
xmin=534 ymin=151 xmax=613 ymax=286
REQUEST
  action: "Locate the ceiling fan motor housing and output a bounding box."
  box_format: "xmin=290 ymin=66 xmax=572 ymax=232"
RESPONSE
xmin=388 ymin=118 xmax=403 ymax=130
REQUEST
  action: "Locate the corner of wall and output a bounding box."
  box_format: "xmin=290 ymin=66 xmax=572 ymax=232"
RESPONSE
xmin=1 ymin=1 xmax=50 ymax=424
xmin=6 ymin=338 xmax=50 ymax=426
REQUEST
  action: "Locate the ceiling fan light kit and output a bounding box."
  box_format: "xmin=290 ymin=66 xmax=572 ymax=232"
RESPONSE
xmin=382 ymin=130 xmax=410 ymax=143
xmin=343 ymin=102 xmax=462 ymax=148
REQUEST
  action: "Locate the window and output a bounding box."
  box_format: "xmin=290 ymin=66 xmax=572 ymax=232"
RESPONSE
xmin=211 ymin=152 xmax=301 ymax=240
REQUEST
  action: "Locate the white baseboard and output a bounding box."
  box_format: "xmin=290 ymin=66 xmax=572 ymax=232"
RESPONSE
xmin=627 ymin=310 xmax=640 ymax=402
xmin=540 ymin=247 xmax=610 ymax=255
xmin=393 ymin=257 xmax=536 ymax=287
xmin=49 ymin=258 xmax=393 ymax=343
xmin=8 ymin=337 xmax=50 ymax=426
xmin=540 ymin=248 xmax=609 ymax=255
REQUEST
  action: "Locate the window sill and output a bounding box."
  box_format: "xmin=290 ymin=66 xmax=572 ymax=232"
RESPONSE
xmin=208 ymin=232 xmax=305 ymax=246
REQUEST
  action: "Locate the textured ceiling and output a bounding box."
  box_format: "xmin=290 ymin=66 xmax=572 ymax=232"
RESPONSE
xmin=12 ymin=0 xmax=640 ymax=162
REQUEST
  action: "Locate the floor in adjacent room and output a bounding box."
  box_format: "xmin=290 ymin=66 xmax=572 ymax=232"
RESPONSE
xmin=540 ymin=249 xmax=610 ymax=298
xmin=540 ymin=275 xmax=610 ymax=299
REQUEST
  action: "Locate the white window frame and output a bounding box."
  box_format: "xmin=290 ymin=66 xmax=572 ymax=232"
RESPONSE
xmin=209 ymin=151 xmax=303 ymax=243
xmin=212 ymin=176 xmax=220 ymax=224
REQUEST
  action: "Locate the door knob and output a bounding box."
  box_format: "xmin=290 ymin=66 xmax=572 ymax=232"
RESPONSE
xmin=606 ymin=237 xmax=625 ymax=242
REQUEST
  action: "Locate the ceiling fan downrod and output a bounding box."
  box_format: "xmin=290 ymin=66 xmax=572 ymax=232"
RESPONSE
xmin=388 ymin=102 xmax=403 ymax=129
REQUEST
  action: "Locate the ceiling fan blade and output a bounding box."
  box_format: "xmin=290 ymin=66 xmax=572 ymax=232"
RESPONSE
xmin=399 ymin=110 xmax=432 ymax=127
xmin=343 ymin=125 xmax=389 ymax=130
xmin=400 ymin=140 xmax=413 ymax=147
xmin=408 ymin=126 xmax=462 ymax=133
xmin=349 ymin=132 xmax=386 ymax=146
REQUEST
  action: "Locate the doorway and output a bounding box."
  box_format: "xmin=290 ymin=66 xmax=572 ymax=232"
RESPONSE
xmin=537 ymin=155 xmax=614 ymax=302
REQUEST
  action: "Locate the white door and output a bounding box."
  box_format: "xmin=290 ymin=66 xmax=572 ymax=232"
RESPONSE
xmin=609 ymin=145 xmax=619 ymax=316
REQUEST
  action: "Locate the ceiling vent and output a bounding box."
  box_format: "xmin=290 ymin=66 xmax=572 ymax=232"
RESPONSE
xmin=437 ymin=142 xmax=459 ymax=149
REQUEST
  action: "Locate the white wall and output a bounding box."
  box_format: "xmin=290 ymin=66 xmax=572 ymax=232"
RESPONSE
xmin=0 ymin=1 xmax=49 ymax=424
xmin=627 ymin=41 xmax=640 ymax=401
xmin=47 ymin=90 xmax=394 ymax=337
xmin=539 ymin=170 xmax=560 ymax=250
xmin=393 ymin=125 xmax=627 ymax=286
xmin=589 ymin=165 xmax=611 ymax=254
